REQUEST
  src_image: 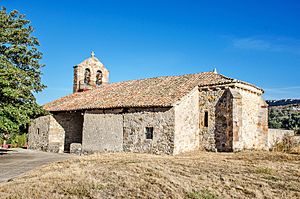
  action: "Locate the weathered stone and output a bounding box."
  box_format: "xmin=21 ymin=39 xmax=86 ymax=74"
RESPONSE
xmin=29 ymin=84 xmax=269 ymax=155
xmin=237 ymin=89 xmax=268 ymax=151
xmin=52 ymin=112 xmax=83 ymax=152
xmin=73 ymin=55 xmax=109 ymax=93
xmin=28 ymin=116 xmax=50 ymax=151
xmin=268 ymin=129 xmax=295 ymax=149
xmin=82 ymin=113 xmax=123 ymax=153
xmin=198 ymin=86 xmax=268 ymax=152
xmin=28 ymin=115 xmax=65 ymax=153
xmin=48 ymin=142 xmax=63 ymax=153
xmin=70 ymin=143 xmax=82 ymax=154
xmin=123 ymin=107 xmax=175 ymax=155
xmin=174 ymin=87 xmax=199 ymax=154
xmin=28 ymin=56 xmax=271 ymax=155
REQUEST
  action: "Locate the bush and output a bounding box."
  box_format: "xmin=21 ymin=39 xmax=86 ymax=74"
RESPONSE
xmin=0 ymin=136 xmax=4 ymax=145
xmin=8 ymin=133 xmax=27 ymax=148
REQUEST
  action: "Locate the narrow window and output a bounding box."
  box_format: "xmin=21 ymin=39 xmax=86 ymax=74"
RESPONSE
xmin=145 ymin=127 xmax=154 ymax=140
xmin=96 ymin=70 xmax=103 ymax=86
xmin=204 ymin=111 xmax=209 ymax=127
xmin=84 ymin=68 xmax=91 ymax=85
xmin=37 ymin=128 xmax=40 ymax=135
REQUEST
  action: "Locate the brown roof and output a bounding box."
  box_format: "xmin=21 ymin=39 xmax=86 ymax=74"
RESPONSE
xmin=44 ymin=72 xmax=262 ymax=112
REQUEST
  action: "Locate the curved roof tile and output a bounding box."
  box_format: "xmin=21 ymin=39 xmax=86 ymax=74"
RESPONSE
xmin=44 ymin=72 xmax=262 ymax=112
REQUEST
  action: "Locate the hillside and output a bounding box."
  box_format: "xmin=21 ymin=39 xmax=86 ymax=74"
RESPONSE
xmin=0 ymin=152 xmax=299 ymax=199
xmin=267 ymin=99 xmax=300 ymax=107
xmin=267 ymin=99 xmax=300 ymax=133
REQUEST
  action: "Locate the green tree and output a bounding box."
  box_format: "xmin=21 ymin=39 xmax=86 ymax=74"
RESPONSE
xmin=0 ymin=7 xmax=46 ymax=142
xmin=269 ymin=109 xmax=282 ymax=129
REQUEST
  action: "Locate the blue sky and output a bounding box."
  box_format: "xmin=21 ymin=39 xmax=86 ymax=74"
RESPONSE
xmin=2 ymin=0 xmax=300 ymax=104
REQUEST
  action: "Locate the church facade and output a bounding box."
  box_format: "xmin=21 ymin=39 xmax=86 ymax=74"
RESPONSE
xmin=28 ymin=54 xmax=269 ymax=155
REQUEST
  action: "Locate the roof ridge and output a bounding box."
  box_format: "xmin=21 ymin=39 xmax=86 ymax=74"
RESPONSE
xmin=43 ymin=72 xmax=213 ymax=107
xmin=79 ymin=71 xmax=216 ymax=92
xmin=216 ymin=73 xmax=235 ymax=81
xmin=43 ymin=71 xmax=261 ymax=112
xmin=111 ymin=71 xmax=215 ymax=84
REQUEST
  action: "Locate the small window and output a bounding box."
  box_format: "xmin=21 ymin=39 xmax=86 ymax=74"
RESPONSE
xmin=37 ymin=128 xmax=40 ymax=135
xmin=204 ymin=111 xmax=209 ymax=127
xmin=145 ymin=127 xmax=153 ymax=140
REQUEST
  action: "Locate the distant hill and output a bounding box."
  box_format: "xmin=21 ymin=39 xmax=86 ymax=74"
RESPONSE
xmin=267 ymin=99 xmax=300 ymax=133
xmin=267 ymin=99 xmax=300 ymax=107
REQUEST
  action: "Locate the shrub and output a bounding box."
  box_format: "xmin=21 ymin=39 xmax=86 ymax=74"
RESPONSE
xmin=9 ymin=133 xmax=27 ymax=148
xmin=0 ymin=136 xmax=4 ymax=145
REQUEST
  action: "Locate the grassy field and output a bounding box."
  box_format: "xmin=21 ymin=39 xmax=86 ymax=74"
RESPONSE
xmin=0 ymin=151 xmax=299 ymax=199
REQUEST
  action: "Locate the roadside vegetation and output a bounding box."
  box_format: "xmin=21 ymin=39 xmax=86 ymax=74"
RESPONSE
xmin=0 ymin=151 xmax=299 ymax=199
xmin=0 ymin=133 xmax=27 ymax=148
xmin=0 ymin=7 xmax=46 ymax=146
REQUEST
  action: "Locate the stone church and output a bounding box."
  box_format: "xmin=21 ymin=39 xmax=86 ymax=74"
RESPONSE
xmin=28 ymin=53 xmax=269 ymax=155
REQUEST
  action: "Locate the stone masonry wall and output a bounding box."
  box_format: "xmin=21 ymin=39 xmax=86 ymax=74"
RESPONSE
xmin=28 ymin=115 xmax=65 ymax=153
xmin=123 ymin=107 xmax=175 ymax=155
xmin=237 ymin=89 xmax=268 ymax=150
xmin=214 ymin=89 xmax=238 ymax=152
xmin=257 ymin=97 xmax=269 ymax=148
xmin=199 ymin=86 xmax=268 ymax=152
xmin=230 ymin=89 xmax=243 ymax=151
xmin=52 ymin=112 xmax=83 ymax=152
xmin=28 ymin=115 xmax=50 ymax=151
xmin=73 ymin=57 xmax=109 ymax=93
xmin=198 ymin=88 xmax=242 ymax=152
xmin=198 ymin=89 xmax=227 ymax=151
xmin=48 ymin=116 xmax=65 ymax=153
xmin=174 ymin=87 xmax=200 ymax=154
xmin=268 ymin=128 xmax=295 ymax=149
xmin=82 ymin=113 xmax=123 ymax=153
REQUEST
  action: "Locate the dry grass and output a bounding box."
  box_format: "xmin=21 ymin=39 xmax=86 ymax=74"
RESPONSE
xmin=0 ymin=151 xmax=300 ymax=199
xmin=291 ymin=146 xmax=300 ymax=154
xmin=272 ymin=135 xmax=300 ymax=155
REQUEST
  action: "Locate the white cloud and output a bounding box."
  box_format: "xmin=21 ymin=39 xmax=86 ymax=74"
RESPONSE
xmin=264 ymin=86 xmax=300 ymax=100
xmin=232 ymin=36 xmax=300 ymax=55
xmin=265 ymin=86 xmax=300 ymax=91
xmin=233 ymin=38 xmax=271 ymax=50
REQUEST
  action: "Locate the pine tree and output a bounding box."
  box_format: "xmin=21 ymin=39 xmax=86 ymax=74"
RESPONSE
xmin=0 ymin=7 xmax=46 ymax=141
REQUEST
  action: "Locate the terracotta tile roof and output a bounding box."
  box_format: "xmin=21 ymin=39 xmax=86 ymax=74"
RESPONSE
xmin=44 ymin=72 xmax=261 ymax=112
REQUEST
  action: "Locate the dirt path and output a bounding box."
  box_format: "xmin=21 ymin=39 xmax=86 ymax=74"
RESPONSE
xmin=0 ymin=148 xmax=72 ymax=183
